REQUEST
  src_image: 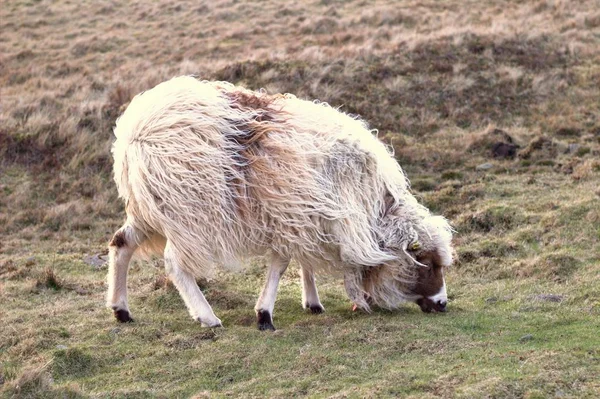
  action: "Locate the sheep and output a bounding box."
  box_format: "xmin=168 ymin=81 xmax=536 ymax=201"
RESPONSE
xmin=106 ymin=76 xmax=454 ymax=330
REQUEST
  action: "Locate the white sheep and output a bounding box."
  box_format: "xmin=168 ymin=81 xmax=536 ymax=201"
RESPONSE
xmin=106 ymin=76 xmax=453 ymax=330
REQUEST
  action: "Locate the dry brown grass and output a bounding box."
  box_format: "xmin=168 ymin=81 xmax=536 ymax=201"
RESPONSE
xmin=1 ymin=0 xmax=600 ymax=397
xmin=1 ymin=0 xmax=598 ymax=181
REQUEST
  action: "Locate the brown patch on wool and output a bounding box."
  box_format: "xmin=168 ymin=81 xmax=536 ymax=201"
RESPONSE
xmin=225 ymin=90 xmax=277 ymax=122
xmin=109 ymin=231 xmax=126 ymax=247
xmin=223 ymin=88 xmax=291 ymax=147
xmin=221 ymin=88 xmax=300 ymax=220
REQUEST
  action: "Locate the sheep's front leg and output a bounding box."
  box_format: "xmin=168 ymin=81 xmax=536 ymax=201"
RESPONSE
xmin=344 ymin=269 xmax=370 ymax=312
xmin=255 ymin=253 xmax=290 ymax=331
xmin=164 ymin=241 xmax=222 ymax=327
xmin=300 ymin=266 xmax=324 ymax=314
xmin=106 ymin=223 xmax=143 ymax=322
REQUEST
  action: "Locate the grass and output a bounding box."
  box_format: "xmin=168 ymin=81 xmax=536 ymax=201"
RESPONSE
xmin=1 ymin=0 xmax=600 ymax=397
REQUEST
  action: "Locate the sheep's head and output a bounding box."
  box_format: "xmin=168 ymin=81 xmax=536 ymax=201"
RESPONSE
xmin=405 ymin=216 xmax=453 ymax=313
xmin=410 ymin=244 xmax=450 ymax=313
xmin=349 ymin=215 xmax=453 ymax=313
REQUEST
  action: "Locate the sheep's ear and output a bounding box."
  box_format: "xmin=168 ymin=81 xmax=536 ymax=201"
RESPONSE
xmin=381 ymin=191 xmax=396 ymax=217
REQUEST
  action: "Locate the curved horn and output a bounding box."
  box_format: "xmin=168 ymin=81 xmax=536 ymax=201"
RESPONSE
xmin=400 ymin=248 xmax=428 ymax=268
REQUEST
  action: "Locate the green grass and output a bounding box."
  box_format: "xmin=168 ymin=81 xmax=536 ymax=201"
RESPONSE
xmin=2 ymin=0 xmax=600 ymax=397
xmin=1 ymin=241 xmax=599 ymax=397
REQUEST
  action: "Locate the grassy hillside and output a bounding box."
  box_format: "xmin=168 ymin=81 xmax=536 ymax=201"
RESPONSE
xmin=1 ymin=0 xmax=599 ymax=397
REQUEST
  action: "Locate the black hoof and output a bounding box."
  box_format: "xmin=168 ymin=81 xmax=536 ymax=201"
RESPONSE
xmin=256 ymin=310 xmax=276 ymax=331
xmin=113 ymin=309 xmax=134 ymax=323
xmin=306 ymin=303 xmax=325 ymax=314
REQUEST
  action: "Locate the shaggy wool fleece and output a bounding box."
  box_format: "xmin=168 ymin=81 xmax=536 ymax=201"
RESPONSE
xmin=112 ymin=76 xmax=452 ymax=309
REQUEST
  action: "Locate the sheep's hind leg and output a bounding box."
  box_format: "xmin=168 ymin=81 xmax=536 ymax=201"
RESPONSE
xmin=255 ymin=253 xmax=290 ymax=331
xmin=106 ymin=223 xmax=144 ymax=322
xmin=300 ymin=266 xmax=325 ymax=314
xmin=164 ymin=241 xmax=222 ymax=327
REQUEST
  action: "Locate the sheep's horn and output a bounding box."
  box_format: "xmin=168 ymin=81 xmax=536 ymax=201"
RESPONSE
xmin=401 ymin=248 xmax=428 ymax=268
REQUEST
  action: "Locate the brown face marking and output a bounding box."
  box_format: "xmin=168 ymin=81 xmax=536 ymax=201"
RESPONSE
xmin=413 ymin=252 xmax=444 ymax=297
xmin=412 ymin=250 xmax=446 ymax=312
xmin=109 ymin=231 xmax=126 ymax=248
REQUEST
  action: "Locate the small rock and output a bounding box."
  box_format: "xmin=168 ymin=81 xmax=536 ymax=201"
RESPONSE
xmin=467 ymin=127 xmax=518 ymax=159
xmin=476 ymin=163 xmax=493 ymax=170
xmin=110 ymin=328 xmax=121 ymax=335
xmin=56 ymin=344 xmax=68 ymax=350
xmin=567 ymin=143 xmax=580 ymax=154
xmin=533 ymin=294 xmax=564 ymax=303
xmin=485 ymin=297 xmax=498 ymax=303
xmin=519 ymin=334 xmax=534 ymax=342
xmin=84 ymin=254 xmax=108 ymax=268
xmin=492 ymin=142 xmax=519 ymax=159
